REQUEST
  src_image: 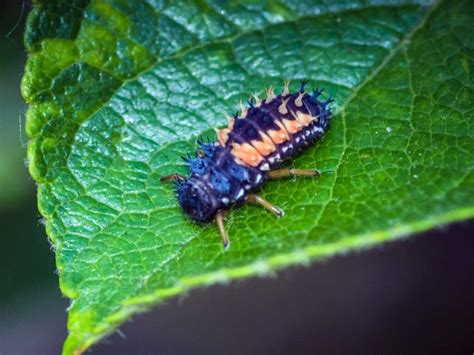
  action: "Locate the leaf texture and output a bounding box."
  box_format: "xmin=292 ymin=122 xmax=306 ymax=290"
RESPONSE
xmin=22 ymin=0 xmax=474 ymax=353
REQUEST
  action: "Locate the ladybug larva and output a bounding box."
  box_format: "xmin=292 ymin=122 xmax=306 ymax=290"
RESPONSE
xmin=161 ymin=80 xmax=333 ymax=248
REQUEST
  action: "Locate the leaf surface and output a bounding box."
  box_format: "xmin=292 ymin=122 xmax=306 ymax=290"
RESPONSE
xmin=22 ymin=0 xmax=474 ymax=353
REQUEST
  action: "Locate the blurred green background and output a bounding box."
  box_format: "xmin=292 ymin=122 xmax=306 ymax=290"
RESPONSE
xmin=0 ymin=2 xmax=57 ymax=306
xmin=0 ymin=1 xmax=68 ymax=352
xmin=1 ymin=2 xmax=473 ymax=355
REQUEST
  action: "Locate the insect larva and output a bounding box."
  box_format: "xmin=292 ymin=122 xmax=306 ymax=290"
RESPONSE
xmin=162 ymin=80 xmax=333 ymax=248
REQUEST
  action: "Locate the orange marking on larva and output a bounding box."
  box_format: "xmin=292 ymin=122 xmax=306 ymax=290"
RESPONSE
xmin=267 ymin=121 xmax=290 ymax=144
xmin=275 ymin=120 xmax=291 ymax=138
xmin=295 ymin=111 xmax=314 ymax=125
xmin=267 ymin=130 xmax=285 ymax=144
xmin=216 ymin=128 xmax=230 ymax=146
xmin=290 ymin=110 xmax=313 ymax=127
xmin=233 ymin=151 xmax=262 ymax=167
xmin=251 ymin=131 xmax=276 ymax=157
xmin=282 ymin=118 xmax=302 ymax=134
xmin=231 ymin=143 xmax=264 ymax=167
xmin=251 ymin=135 xmax=276 ymax=156
xmin=242 ymin=143 xmax=260 ymax=154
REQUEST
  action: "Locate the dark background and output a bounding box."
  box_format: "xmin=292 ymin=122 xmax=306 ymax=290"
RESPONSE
xmin=0 ymin=1 xmax=473 ymax=354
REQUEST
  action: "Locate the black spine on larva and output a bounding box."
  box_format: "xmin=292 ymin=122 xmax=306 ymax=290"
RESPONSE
xmin=176 ymin=81 xmax=332 ymax=222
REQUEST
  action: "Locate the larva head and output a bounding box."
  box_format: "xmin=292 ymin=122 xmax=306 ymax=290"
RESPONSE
xmin=176 ymin=177 xmax=218 ymax=222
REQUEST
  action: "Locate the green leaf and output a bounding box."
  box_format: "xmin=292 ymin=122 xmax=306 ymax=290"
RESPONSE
xmin=22 ymin=0 xmax=474 ymax=353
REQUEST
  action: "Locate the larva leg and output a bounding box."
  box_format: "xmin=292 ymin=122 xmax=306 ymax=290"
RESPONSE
xmin=215 ymin=210 xmax=230 ymax=249
xmin=267 ymin=168 xmax=320 ymax=179
xmin=160 ymin=173 xmax=186 ymax=183
xmin=246 ymin=193 xmax=284 ymax=218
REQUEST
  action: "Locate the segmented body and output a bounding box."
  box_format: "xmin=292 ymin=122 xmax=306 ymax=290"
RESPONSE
xmin=176 ymin=81 xmax=332 ymax=222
